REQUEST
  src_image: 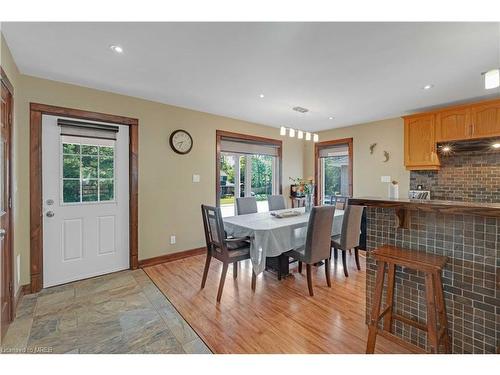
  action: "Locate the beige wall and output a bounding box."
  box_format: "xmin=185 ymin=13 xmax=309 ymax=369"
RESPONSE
xmin=304 ymin=117 xmax=410 ymax=199
xmin=2 ymin=35 xmax=305 ymax=288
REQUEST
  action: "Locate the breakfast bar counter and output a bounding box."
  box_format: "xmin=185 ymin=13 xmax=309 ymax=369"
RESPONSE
xmin=349 ymin=197 xmax=499 ymax=354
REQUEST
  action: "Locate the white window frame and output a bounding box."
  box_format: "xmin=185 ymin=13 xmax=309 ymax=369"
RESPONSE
xmin=60 ymin=135 xmax=117 ymax=205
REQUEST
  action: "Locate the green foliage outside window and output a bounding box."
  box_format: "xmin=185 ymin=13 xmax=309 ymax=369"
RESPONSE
xmin=62 ymin=143 xmax=115 ymax=203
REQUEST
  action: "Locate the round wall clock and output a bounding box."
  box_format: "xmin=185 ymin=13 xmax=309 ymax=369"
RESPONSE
xmin=169 ymin=129 xmax=193 ymax=155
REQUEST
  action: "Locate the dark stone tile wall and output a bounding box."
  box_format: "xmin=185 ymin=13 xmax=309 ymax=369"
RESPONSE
xmin=365 ymin=207 xmax=499 ymax=354
xmin=410 ymin=151 xmax=500 ymax=203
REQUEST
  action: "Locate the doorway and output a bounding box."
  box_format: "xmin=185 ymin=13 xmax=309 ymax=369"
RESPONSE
xmin=41 ymin=116 xmax=130 ymax=287
xmin=216 ymin=131 xmax=282 ymax=217
xmin=29 ymin=104 xmax=139 ymax=293
xmin=0 ymin=68 xmax=13 ymax=342
xmin=314 ymin=138 xmax=353 ymax=205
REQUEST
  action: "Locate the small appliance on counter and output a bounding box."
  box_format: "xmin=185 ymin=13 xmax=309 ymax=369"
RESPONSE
xmin=409 ymin=189 xmax=431 ymax=200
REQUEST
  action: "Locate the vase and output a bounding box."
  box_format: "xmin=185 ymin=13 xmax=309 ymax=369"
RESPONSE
xmin=304 ymin=185 xmax=315 ymax=213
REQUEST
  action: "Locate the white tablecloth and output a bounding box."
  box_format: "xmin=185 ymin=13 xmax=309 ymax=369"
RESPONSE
xmin=223 ymin=208 xmax=344 ymax=275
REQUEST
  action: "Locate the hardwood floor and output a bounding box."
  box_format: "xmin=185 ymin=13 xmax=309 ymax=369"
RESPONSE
xmin=145 ymin=253 xmax=414 ymax=354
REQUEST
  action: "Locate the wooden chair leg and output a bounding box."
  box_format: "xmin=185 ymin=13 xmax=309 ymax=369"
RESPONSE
xmin=216 ymin=262 xmax=229 ymax=302
xmin=349 ymin=249 xmax=352 ymax=255
xmin=342 ymin=249 xmax=349 ymax=277
xmin=233 ymin=262 xmax=238 ymax=279
xmin=333 ymin=247 xmax=338 ymax=261
xmin=298 ymin=261 xmax=302 ymax=273
xmin=325 ymin=258 xmax=331 ymax=287
xmin=354 ymin=247 xmax=361 ymax=271
xmin=366 ymin=261 xmax=386 ymax=354
xmin=306 ymin=264 xmax=314 ymax=296
xmin=434 ymin=271 xmax=451 ymax=353
xmin=424 ymin=273 xmax=439 ymax=353
xmin=251 ymin=269 xmax=256 ymax=291
xmin=201 ymin=251 xmax=212 ymax=289
xmin=383 ymin=263 xmax=396 ymax=333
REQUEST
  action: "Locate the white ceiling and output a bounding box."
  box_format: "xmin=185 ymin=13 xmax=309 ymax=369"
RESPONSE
xmin=3 ymin=22 xmax=500 ymax=131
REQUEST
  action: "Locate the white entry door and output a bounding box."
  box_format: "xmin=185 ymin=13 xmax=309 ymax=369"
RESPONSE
xmin=42 ymin=115 xmax=129 ymax=288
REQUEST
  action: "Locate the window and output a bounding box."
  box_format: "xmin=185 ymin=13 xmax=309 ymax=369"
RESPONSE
xmin=61 ymin=138 xmax=115 ymax=203
xmin=315 ymin=138 xmax=353 ymax=205
xmin=217 ymin=131 xmax=282 ymax=217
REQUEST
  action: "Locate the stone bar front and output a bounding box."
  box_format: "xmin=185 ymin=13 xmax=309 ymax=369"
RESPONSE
xmin=349 ymin=197 xmax=499 ymax=354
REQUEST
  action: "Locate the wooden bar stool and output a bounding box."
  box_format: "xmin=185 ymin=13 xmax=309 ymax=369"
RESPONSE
xmin=366 ymin=245 xmax=451 ymax=354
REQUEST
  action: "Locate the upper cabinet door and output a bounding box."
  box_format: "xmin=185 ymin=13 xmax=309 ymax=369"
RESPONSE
xmin=436 ymin=107 xmax=471 ymax=142
xmin=404 ymin=114 xmax=440 ymax=170
xmin=470 ymin=101 xmax=500 ymax=139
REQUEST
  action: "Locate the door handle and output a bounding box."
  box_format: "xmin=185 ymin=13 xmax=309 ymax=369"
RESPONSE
xmin=46 ymin=211 xmax=55 ymax=218
xmin=0 ymin=229 xmax=5 ymax=239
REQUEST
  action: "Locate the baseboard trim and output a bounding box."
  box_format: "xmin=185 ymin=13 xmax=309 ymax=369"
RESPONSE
xmin=139 ymin=247 xmax=206 ymax=268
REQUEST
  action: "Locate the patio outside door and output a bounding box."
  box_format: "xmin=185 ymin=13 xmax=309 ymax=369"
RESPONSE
xmin=42 ymin=115 xmax=130 ymax=287
xmin=219 ymin=153 xmax=279 ymax=217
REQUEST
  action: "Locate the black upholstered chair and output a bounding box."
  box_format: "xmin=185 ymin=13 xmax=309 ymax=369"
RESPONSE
xmin=201 ymin=204 xmax=256 ymax=302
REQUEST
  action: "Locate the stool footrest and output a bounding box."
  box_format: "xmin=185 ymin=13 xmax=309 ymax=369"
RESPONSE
xmin=392 ymin=313 xmax=428 ymax=332
xmin=376 ymin=329 xmax=426 ymax=354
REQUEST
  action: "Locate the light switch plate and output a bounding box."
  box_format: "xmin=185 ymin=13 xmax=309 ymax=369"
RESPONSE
xmin=192 ymin=174 xmax=200 ymax=183
xmin=381 ymin=176 xmax=391 ymax=183
xmin=170 ymin=235 xmax=176 ymax=245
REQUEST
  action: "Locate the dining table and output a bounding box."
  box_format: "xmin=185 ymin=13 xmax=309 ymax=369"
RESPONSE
xmin=223 ymin=207 xmax=344 ymax=276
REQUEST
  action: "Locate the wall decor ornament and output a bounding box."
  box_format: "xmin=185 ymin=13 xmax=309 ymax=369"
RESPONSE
xmin=383 ymin=150 xmax=390 ymax=162
xmin=369 ymin=143 xmax=377 ymax=154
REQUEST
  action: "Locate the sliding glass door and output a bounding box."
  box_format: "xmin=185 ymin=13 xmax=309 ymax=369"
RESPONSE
xmin=217 ymin=132 xmax=282 ymax=217
xmin=219 ymin=153 xmax=279 ymax=217
xmin=315 ymin=139 xmax=353 ymax=205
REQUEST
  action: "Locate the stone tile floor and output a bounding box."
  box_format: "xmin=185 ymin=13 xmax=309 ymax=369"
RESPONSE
xmin=0 ymin=269 xmax=211 ymax=354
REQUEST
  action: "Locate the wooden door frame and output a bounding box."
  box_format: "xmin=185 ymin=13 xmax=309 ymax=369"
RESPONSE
xmin=0 ymin=67 xmax=14 ymax=340
xmin=215 ymin=130 xmax=283 ymax=207
xmin=29 ymin=103 xmax=139 ymax=293
xmin=314 ymin=137 xmax=353 ymax=205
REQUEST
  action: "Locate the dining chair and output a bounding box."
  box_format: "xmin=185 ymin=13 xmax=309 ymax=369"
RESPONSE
xmin=201 ymin=204 xmax=257 ymax=302
xmin=285 ymin=205 xmax=335 ymax=296
xmin=236 ymin=197 xmax=258 ymax=215
xmin=330 ymin=195 xmax=349 ymax=210
xmin=331 ymin=204 xmax=364 ymax=277
xmin=267 ymin=195 xmax=286 ymax=211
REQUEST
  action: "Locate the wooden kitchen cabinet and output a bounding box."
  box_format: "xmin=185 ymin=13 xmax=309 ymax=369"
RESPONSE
xmin=436 ymin=107 xmax=470 ymax=142
xmin=470 ymin=100 xmax=500 ymax=139
xmin=403 ymin=114 xmax=440 ymax=170
xmin=404 ymin=98 xmax=500 ymax=171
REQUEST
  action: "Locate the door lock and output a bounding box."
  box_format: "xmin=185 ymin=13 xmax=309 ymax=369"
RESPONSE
xmin=46 ymin=211 xmax=55 ymax=218
xmin=0 ymin=229 xmax=5 ymax=239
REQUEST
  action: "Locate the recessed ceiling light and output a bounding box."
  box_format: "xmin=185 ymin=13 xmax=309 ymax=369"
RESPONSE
xmin=423 ymin=84 xmax=434 ymax=90
xmin=492 ymin=142 xmax=500 ymax=149
xmin=328 ymin=116 xmax=334 ymax=120
xmin=110 ymin=45 xmax=123 ymax=54
xmin=259 ymin=94 xmax=265 ymax=98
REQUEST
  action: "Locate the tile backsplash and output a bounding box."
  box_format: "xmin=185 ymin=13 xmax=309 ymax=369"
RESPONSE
xmin=410 ymin=150 xmax=500 ymax=202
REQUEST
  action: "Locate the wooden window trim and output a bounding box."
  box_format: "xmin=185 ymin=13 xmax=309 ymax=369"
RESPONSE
xmin=314 ymin=137 xmax=353 ymax=205
xmin=29 ymin=103 xmax=139 ymax=293
xmin=215 ymin=130 xmax=282 ymax=207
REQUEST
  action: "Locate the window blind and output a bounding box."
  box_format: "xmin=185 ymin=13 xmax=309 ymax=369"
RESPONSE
xmin=58 ymin=119 xmax=119 ymax=140
xmin=220 ymin=137 xmax=279 ymax=156
xmin=318 ymin=143 xmax=349 ymax=158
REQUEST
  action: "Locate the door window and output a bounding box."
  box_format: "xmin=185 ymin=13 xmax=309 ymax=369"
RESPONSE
xmin=61 ymin=138 xmax=115 ymax=204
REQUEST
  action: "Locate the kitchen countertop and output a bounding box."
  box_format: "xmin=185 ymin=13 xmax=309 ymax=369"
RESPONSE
xmin=348 ymin=196 xmax=500 ymax=217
